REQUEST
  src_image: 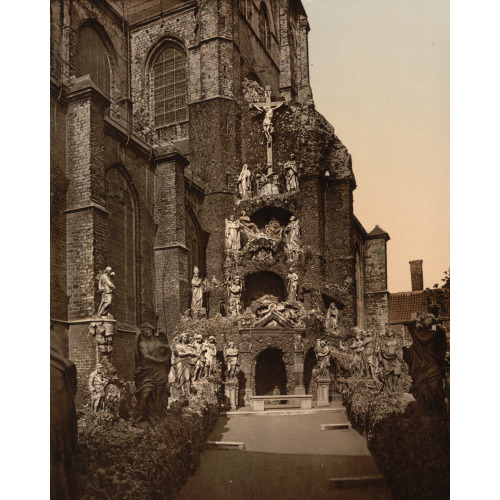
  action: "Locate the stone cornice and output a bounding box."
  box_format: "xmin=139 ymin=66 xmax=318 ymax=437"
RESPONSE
xmin=65 ymin=202 xmax=110 ymax=216
xmin=155 ymin=150 xmax=190 ymax=169
xmin=66 ymin=77 xmax=111 ymax=109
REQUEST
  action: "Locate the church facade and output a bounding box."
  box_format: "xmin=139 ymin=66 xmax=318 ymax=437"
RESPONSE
xmin=50 ymin=0 xmax=390 ymax=394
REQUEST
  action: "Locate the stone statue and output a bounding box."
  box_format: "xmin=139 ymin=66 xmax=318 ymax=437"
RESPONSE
xmin=361 ymin=330 xmax=378 ymax=380
xmin=315 ymin=339 xmax=331 ymax=378
xmin=284 ymin=216 xmax=301 ymax=259
xmin=88 ymin=363 xmax=108 ymax=411
xmin=191 ymin=267 xmax=204 ymax=310
xmin=237 ymin=164 xmax=252 ymax=199
xmin=191 ymin=334 xmax=206 ymax=381
xmin=283 ymin=154 xmax=299 ymax=191
xmin=239 ymin=210 xmax=259 ymax=235
xmin=227 ymin=276 xmax=242 ymax=316
xmin=172 ymin=332 xmax=198 ymax=397
xmin=269 ymin=173 xmax=280 ymax=195
xmin=265 ymin=217 xmax=283 ymax=239
xmin=134 ymin=323 xmax=170 ymax=425
xmin=350 ymin=329 xmax=364 ymax=376
xmin=286 ymin=269 xmax=299 ymax=302
xmin=325 ymin=302 xmax=339 ymax=332
xmin=97 ymin=267 xmax=115 ymax=317
xmin=203 ymin=336 xmax=218 ymax=378
xmin=294 ymin=333 xmax=304 ymax=353
xmin=242 ymin=78 xmax=265 ymax=103
xmin=224 ymin=342 xmax=239 ymax=379
xmin=225 ymin=216 xmax=241 ymax=251
xmin=404 ymin=313 xmax=447 ymax=416
xmin=379 ymin=328 xmax=403 ymax=393
xmin=252 ymin=98 xmax=285 ymax=145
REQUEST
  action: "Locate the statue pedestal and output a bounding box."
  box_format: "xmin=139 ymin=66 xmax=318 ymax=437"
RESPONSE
xmin=294 ymin=385 xmax=306 ymax=395
xmin=242 ymin=388 xmax=253 ymax=407
xmin=224 ymin=380 xmax=238 ymax=410
xmin=317 ymin=378 xmax=331 ymax=407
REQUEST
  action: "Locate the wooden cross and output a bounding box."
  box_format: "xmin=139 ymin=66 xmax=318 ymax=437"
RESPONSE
xmin=252 ymin=85 xmax=285 ymax=172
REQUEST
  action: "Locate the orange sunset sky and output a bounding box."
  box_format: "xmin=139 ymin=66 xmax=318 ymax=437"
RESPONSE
xmin=304 ymin=0 xmax=450 ymax=292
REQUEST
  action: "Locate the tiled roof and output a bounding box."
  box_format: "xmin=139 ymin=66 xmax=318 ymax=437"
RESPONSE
xmin=389 ymin=291 xmax=428 ymax=324
xmin=367 ymin=225 xmax=390 ymax=240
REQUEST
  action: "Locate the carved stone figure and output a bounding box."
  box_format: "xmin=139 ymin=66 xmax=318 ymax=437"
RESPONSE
xmin=228 ymin=276 xmax=242 ymax=316
xmin=191 ymin=267 xmax=204 ymax=310
xmin=361 ymin=330 xmax=378 ymax=380
xmin=238 ymin=164 xmax=252 ymax=199
xmin=284 ymin=216 xmax=301 ymax=258
xmin=239 ymin=210 xmax=259 ymax=235
xmin=287 ymin=269 xmax=299 ymax=302
xmin=191 ymin=334 xmax=205 ymax=381
xmin=404 ymin=313 xmax=447 ymax=416
xmin=270 ymin=174 xmax=280 ymax=195
xmin=252 ymin=95 xmax=285 ymax=145
xmin=242 ymin=78 xmax=265 ymax=103
xmin=225 ymin=216 xmax=241 ymax=251
xmin=265 ymin=218 xmax=283 ymax=239
xmin=224 ymin=342 xmax=239 ymax=379
xmin=172 ymin=332 xmax=198 ymax=397
xmin=134 ymin=324 xmax=170 ymax=425
xmin=294 ymin=333 xmax=304 ymax=353
xmin=97 ymin=267 xmax=115 ymax=317
xmin=325 ymin=302 xmax=339 ymax=332
xmin=379 ymin=328 xmax=403 ymax=393
xmin=283 ymin=154 xmax=299 ymax=191
xmin=315 ymin=339 xmax=331 ymax=378
xmin=203 ymin=336 xmax=218 ymax=378
xmin=350 ymin=330 xmax=364 ymax=376
xmin=89 ymin=321 xmax=115 ymax=357
xmin=88 ymin=363 xmax=108 ymax=411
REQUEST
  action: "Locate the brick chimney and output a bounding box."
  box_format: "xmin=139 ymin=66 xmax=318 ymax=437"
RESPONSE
xmin=409 ymin=260 xmax=424 ymax=291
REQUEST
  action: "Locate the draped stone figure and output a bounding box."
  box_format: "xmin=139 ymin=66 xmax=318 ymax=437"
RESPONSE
xmin=97 ymin=267 xmax=115 ymax=317
xmin=350 ymin=330 xmax=364 ymax=376
xmin=315 ymin=339 xmax=331 ymax=378
xmin=203 ymin=336 xmax=218 ymax=377
xmin=325 ymin=302 xmax=339 ymax=332
xmin=191 ymin=334 xmax=205 ymax=381
xmin=191 ymin=267 xmax=204 ymax=309
xmin=88 ymin=363 xmax=108 ymax=411
xmin=228 ymin=276 xmax=242 ymax=316
xmin=361 ymin=331 xmax=378 ymax=380
xmin=239 ymin=210 xmax=259 ymax=235
xmin=224 ymin=342 xmax=239 ymax=379
xmin=225 ymin=216 xmax=241 ymax=251
xmin=265 ymin=218 xmax=283 ymax=239
xmin=285 ymin=216 xmax=301 ymax=252
xmin=238 ymin=164 xmax=252 ymax=199
xmin=404 ymin=313 xmax=447 ymax=416
xmin=379 ymin=329 xmax=404 ymax=393
xmin=287 ymin=269 xmax=299 ymax=302
xmin=134 ymin=324 xmax=170 ymax=425
xmin=172 ymin=333 xmax=198 ymax=397
xmin=283 ymin=154 xmax=299 ymax=191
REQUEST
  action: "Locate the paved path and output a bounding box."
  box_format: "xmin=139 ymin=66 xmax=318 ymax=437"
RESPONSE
xmin=177 ymin=401 xmax=393 ymax=499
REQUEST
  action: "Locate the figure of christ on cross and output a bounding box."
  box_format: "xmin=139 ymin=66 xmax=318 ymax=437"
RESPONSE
xmin=252 ymin=85 xmax=285 ymax=168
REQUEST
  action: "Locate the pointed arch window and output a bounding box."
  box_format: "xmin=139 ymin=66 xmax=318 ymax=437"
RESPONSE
xmin=153 ymin=46 xmax=187 ymax=127
xmin=75 ymin=27 xmax=111 ymax=95
xmin=259 ymin=2 xmax=271 ymax=51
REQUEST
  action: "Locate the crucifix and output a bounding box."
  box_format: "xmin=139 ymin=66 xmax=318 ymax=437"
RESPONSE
xmin=252 ymin=85 xmax=285 ymax=175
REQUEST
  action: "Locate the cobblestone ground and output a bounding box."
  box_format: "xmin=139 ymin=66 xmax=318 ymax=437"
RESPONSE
xmin=177 ymin=402 xmax=393 ymax=500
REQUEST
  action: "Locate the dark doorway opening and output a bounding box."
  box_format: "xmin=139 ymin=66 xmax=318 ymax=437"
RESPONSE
xmin=255 ymin=348 xmax=287 ymax=396
xmin=303 ymin=347 xmax=317 ymax=394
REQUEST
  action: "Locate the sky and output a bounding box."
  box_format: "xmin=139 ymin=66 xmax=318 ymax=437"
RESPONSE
xmin=303 ymin=0 xmax=450 ymax=292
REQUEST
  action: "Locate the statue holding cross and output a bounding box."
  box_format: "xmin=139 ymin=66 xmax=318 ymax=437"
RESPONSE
xmin=252 ymin=85 xmax=285 ymax=168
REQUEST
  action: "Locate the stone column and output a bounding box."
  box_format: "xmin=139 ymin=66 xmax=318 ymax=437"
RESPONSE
xmin=65 ymin=77 xmax=111 ymax=377
xmin=239 ymin=346 xmax=253 ymax=407
xmin=154 ymin=151 xmax=190 ymax=333
xmin=294 ymin=338 xmax=305 ymax=395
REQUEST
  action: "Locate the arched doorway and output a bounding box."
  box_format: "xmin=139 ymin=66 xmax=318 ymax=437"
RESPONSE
xmin=255 ymin=348 xmax=287 ymax=395
xmin=303 ymin=347 xmax=317 ymax=395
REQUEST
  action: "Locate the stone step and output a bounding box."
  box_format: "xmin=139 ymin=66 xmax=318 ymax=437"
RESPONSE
xmin=205 ymin=441 xmax=245 ymax=450
xmin=320 ymin=423 xmax=351 ymax=430
xmin=222 ymin=407 xmax=346 ymax=417
xmin=329 ymin=475 xmax=387 ymax=490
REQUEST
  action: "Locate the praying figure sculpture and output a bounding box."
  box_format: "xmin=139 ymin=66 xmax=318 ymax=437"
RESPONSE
xmin=237 ymin=164 xmax=252 ymax=199
xmin=97 ymin=267 xmax=115 ymax=317
xmin=325 ymin=302 xmax=339 ymax=332
xmin=191 ymin=267 xmax=204 ymax=310
xmin=225 ymin=215 xmax=241 ymax=251
xmin=287 ymin=269 xmax=299 ymax=302
xmin=227 ymin=276 xmax=242 ymax=316
xmin=283 ymin=154 xmax=299 ymax=191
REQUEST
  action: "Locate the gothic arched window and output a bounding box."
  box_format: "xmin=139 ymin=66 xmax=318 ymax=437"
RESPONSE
xmin=75 ymin=27 xmax=111 ymax=95
xmin=152 ymin=46 xmax=187 ymax=127
xmin=259 ymin=2 xmax=271 ymax=51
xmin=105 ymin=168 xmax=136 ymax=325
